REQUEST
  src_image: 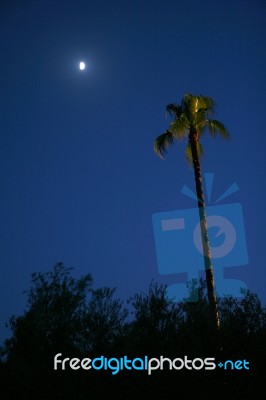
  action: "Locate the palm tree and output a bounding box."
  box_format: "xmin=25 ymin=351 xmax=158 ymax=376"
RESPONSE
xmin=154 ymin=93 xmax=229 ymax=332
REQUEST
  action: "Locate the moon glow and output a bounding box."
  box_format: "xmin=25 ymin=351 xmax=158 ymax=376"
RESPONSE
xmin=79 ymin=61 xmax=86 ymax=70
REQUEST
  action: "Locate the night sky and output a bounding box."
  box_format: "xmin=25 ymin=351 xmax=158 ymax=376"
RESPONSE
xmin=1 ymin=0 xmax=266 ymax=342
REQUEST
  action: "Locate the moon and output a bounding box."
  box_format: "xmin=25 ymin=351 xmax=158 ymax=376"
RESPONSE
xmin=79 ymin=61 xmax=86 ymax=70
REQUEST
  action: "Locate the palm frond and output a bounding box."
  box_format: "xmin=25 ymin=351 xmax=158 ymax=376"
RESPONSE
xmin=207 ymin=119 xmax=230 ymax=139
xmin=166 ymin=103 xmax=183 ymax=119
xmin=195 ymin=109 xmax=209 ymax=130
xmin=182 ymin=93 xmax=214 ymax=122
xmin=169 ymin=112 xmax=189 ymax=139
xmin=182 ymin=93 xmax=193 ymax=117
xmin=154 ymin=130 xmax=174 ymax=158
xmin=197 ymin=96 xmax=214 ymax=114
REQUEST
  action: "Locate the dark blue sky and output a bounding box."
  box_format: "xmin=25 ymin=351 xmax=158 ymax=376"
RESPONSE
xmin=1 ymin=0 xmax=266 ymax=342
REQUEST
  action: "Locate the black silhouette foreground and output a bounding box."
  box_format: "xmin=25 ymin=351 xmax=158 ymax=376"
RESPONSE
xmin=0 ymin=263 xmax=265 ymax=399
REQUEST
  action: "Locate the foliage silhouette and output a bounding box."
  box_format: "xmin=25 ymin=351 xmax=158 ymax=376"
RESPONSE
xmin=0 ymin=264 xmax=265 ymax=399
xmin=80 ymin=287 xmax=128 ymax=355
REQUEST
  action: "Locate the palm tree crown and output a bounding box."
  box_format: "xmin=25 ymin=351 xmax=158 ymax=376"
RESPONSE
xmin=154 ymin=93 xmax=229 ymax=160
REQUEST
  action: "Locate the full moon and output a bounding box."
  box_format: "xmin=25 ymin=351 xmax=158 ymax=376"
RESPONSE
xmin=79 ymin=61 xmax=86 ymax=70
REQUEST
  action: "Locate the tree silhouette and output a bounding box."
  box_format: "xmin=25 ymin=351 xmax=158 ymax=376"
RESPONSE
xmin=154 ymin=93 xmax=229 ymax=331
xmin=127 ymin=282 xmax=182 ymax=355
xmin=1 ymin=263 xmax=92 ymax=399
xmin=1 ymin=265 xmax=265 ymax=400
xmin=80 ymin=287 xmax=128 ymax=355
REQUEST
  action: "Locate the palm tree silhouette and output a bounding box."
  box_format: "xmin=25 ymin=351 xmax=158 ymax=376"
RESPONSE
xmin=154 ymin=93 xmax=229 ymax=331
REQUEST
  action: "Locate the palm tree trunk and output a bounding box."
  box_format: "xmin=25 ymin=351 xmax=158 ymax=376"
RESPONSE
xmin=189 ymin=130 xmax=220 ymax=332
